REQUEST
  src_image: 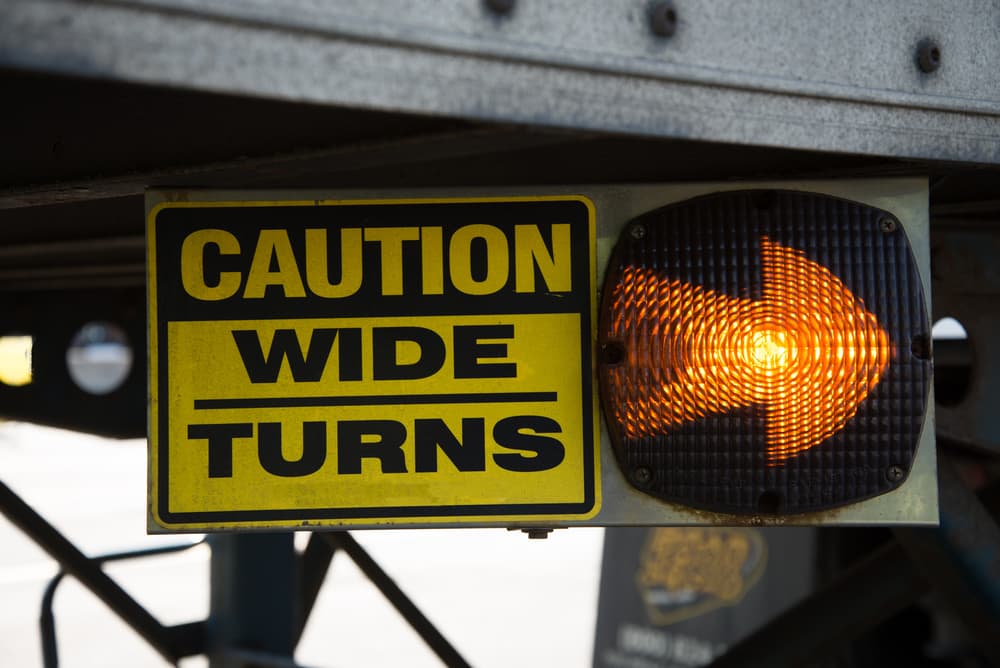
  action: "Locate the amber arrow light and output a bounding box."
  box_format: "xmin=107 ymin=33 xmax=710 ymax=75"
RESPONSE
xmin=608 ymin=237 xmax=890 ymax=465
xmin=598 ymin=189 xmax=931 ymax=515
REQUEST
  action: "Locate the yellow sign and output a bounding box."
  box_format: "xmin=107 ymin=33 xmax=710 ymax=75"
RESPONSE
xmin=147 ymin=195 xmax=599 ymax=529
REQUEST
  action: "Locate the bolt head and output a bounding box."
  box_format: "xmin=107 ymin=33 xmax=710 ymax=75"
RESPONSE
xmin=650 ymin=1 xmax=678 ymax=37
xmin=484 ymin=0 xmax=515 ymax=16
xmin=525 ymin=528 xmax=552 ymax=539
xmin=879 ymin=216 xmax=898 ymax=233
xmin=633 ymin=466 xmax=653 ymax=486
xmin=629 ymin=223 xmax=647 ymax=240
xmin=917 ymin=39 xmax=941 ymax=73
xmin=886 ymin=465 xmax=905 ymax=483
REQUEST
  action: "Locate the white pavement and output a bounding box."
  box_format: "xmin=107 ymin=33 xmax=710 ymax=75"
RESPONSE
xmin=0 ymin=422 xmax=604 ymax=667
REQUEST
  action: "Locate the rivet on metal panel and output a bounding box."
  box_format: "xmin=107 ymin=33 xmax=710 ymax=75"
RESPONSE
xmin=917 ymin=39 xmax=942 ymax=73
xmin=484 ymin=0 xmax=515 ymax=16
xmin=649 ymin=1 xmax=678 ymax=38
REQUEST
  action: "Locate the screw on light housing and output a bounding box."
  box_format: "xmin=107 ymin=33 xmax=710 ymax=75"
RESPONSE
xmin=632 ymin=466 xmax=653 ymax=486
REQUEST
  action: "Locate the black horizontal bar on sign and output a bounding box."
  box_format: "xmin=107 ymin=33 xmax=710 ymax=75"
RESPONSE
xmin=194 ymin=392 xmax=557 ymax=410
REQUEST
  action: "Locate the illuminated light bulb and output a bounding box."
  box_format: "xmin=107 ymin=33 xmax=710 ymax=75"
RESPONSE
xmin=607 ymin=237 xmax=890 ymax=465
xmin=748 ymin=329 xmax=790 ymax=371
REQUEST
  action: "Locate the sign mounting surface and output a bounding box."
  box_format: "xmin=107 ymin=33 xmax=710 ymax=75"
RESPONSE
xmin=148 ymin=195 xmax=599 ymax=530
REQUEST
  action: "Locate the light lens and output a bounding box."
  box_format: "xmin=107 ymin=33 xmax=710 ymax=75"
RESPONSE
xmin=599 ymin=191 xmax=930 ymax=515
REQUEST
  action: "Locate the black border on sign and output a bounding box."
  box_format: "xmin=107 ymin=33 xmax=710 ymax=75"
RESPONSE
xmin=150 ymin=197 xmax=597 ymax=526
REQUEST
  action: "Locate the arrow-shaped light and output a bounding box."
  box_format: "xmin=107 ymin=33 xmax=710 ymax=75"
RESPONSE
xmin=608 ymin=237 xmax=890 ymax=465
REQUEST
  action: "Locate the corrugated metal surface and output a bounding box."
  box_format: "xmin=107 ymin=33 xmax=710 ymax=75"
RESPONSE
xmin=2 ymin=0 xmax=999 ymax=163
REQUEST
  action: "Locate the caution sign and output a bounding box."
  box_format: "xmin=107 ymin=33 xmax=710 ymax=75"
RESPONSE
xmin=147 ymin=195 xmax=599 ymax=529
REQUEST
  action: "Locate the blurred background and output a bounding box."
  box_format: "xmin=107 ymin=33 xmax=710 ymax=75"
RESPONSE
xmin=0 ymin=421 xmax=604 ymax=667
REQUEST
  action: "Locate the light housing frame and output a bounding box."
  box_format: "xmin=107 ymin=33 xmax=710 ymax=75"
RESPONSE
xmin=597 ymin=188 xmax=931 ymax=516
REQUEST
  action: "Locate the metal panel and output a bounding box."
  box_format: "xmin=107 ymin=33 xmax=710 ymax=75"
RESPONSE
xmin=2 ymin=1 xmax=1000 ymax=163
xmin=147 ymin=178 xmax=936 ymax=529
xmin=592 ymin=178 xmax=937 ymax=527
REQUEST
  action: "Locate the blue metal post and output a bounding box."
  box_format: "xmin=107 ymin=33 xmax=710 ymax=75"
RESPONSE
xmin=209 ymin=533 xmax=298 ymax=667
